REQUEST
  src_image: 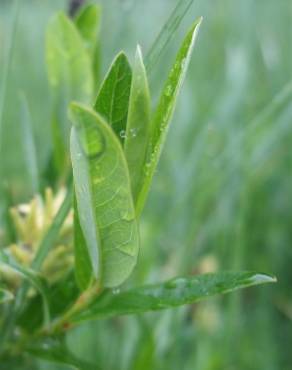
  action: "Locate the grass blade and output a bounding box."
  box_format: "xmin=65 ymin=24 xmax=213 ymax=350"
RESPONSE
xmin=145 ymin=0 xmax=195 ymax=73
xmin=19 ymin=93 xmax=40 ymax=194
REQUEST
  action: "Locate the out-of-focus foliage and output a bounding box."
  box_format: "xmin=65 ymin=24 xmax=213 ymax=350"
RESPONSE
xmin=0 ymin=0 xmax=291 ymax=369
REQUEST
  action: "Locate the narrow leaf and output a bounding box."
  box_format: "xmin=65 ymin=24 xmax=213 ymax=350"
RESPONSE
xmin=70 ymin=272 xmax=276 ymax=323
xmin=94 ymin=52 xmax=132 ymax=140
xmin=136 ymin=18 xmax=202 ymax=216
xmin=0 ymin=251 xmax=50 ymax=325
xmin=70 ymin=103 xmax=139 ymax=288
xmin=124 ymin=46 xmax=151 ymax=205
xmin=74 ymin=4 xmax=101 ymax=58
xmin=74 ymin=194 xmax=93 ymax=290
xmin=0 ymin=286 xmax=14 ymax=304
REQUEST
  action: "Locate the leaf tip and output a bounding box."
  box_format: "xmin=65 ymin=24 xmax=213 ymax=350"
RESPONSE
xmin=250 ymin=273 xmax=277 ymax=285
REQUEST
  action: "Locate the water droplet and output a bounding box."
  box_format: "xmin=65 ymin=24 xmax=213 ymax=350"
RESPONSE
xmin=165 ymin=85 xmax=172 ymax=97
xmin=112 ymin=288 xmax=120 ymax=295
xmin=130 ymin=128 xmax=138 ymax=138
xmin=181 ymin=57 xmax=187 ymax=69
xmin=166 ymin=278 xmax=188 ymax=289
xmin=120 ymin=130 xmax=127 ymax=139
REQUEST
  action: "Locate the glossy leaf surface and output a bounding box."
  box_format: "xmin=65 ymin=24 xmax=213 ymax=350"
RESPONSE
xmin=124 ymin=46 xmax=151 ymax=205
xmin=136 ymin=18 xmax=202 ymax=215
xmin=94 ymin=52 xmax=132 ymax=139
xmin=70 ymin=272 xmax=276 ymax=323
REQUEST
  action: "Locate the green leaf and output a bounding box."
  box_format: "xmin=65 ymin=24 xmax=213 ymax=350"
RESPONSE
xmin=74 ymin=194 xmax=93 ymax=291
xmin=74 ymin=4 xmax=101 ymax=58
xmin=46 ymin=12 xmax=93 ymax=101
xmin=0 ymin=287 xmax=14 ymax=304
xmin=26 ymin=337 xmax=98 ymax=370
xmin=46 ymin=12 xmax=93 ymax=171
xmin=0 ymin=251 xmax=50 ymax=325
xmin=70 ymin=103 xmax=139 ymax=288
xmin=70 ymin=272 xmax=276 ymax=323
xmin=136 ymin=18 xmax=202 ymax=216
xmin=145 ymin=0 xmax=195 ymax=73
xmin=124 ymin=46 xmax=151 ymax=206
xmin=94 ymin=52 xmax=132 ymax=140
xmin=18 ymin=271 xmax=79 ymax=332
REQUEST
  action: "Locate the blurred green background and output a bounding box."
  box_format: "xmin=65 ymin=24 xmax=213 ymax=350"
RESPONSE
xmin=1 ymin=0 xmax=292 ymax=369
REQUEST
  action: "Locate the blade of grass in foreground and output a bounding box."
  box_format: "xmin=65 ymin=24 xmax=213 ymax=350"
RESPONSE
xmin=70 ymin=272 xmax=276 ymax=323
xmin=145 ymin=0 xmax=195 ymax=73
xmin=19 ymin=93 xmax=40 ymax=194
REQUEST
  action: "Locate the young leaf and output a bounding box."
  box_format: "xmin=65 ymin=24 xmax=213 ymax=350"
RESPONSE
xmin=70 ymin=272 xmax=276 ymax=323
xmin=0 ymin=251 xmax=50 ymax=325
xmin=124 ymin=46 xmax=151 ymax=206
xmin=46 ymin=12 xmax=93 ymax=171
xmin=74 ymin=4 xmax=101 ymax=58
xmin=0 ymin=287 xmax=14 ymax=304
xmin=46 ymin=12 xmax=93 ymax=102
xmin=74 ymin=194 xmax=93 ymax=291
xmin=70 ymin=103 xmax=139 ymax=288
xmin=94 ymin=52 xmax=132 ymax=140
xmin=136 ymin=18 xmax=202 ymax=216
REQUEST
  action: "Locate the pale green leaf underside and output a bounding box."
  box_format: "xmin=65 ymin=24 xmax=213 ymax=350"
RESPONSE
xmin=46 ymin=12 xmax=93 ymax=101
xmin=0 ymin=287 xmax=14 ymax=304
xmin=94 ymin=52 xmax=132 ymax=140
xmin=124 ymin=46 xmax=151 ymax=205
xmin=136 ymin=18 xmax=202 ymax=216
xmin=70 ymin=103 xmax=139 ymax=288
xmin=74 ymin=4 xmax=101 ymax=58
xmin=0 ymin=251 xmax=50 ymax=325
xmin=70 ymin=272 xmax=276 ymax=323
xmin=73 ymin=194 xmax=93 ymax=291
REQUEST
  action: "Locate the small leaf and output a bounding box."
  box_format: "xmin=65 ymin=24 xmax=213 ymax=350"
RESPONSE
xmin=0 ymin=251 xmax=50 ymax=325
xmin=70 ymin=103 xmax=139 ymax=288
xmin=26 ymin=336 xmax=98 ymax=370
xmin=124 ymin=46 xmax=151 ymax=206
xmin=0 ymin=286 xmax=14 ymax=304
xmin=70 ymin=272 xmax=276 ymax=323
xmin=136 ymin=18 xmax=202 ymax=215
xmin=94 ymin=52 xmax=132 ymax=140
xmin=74 ymin=194 xmax=93 ymax=291
xmin=74 ymin=4 xmax=101 ymax=58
